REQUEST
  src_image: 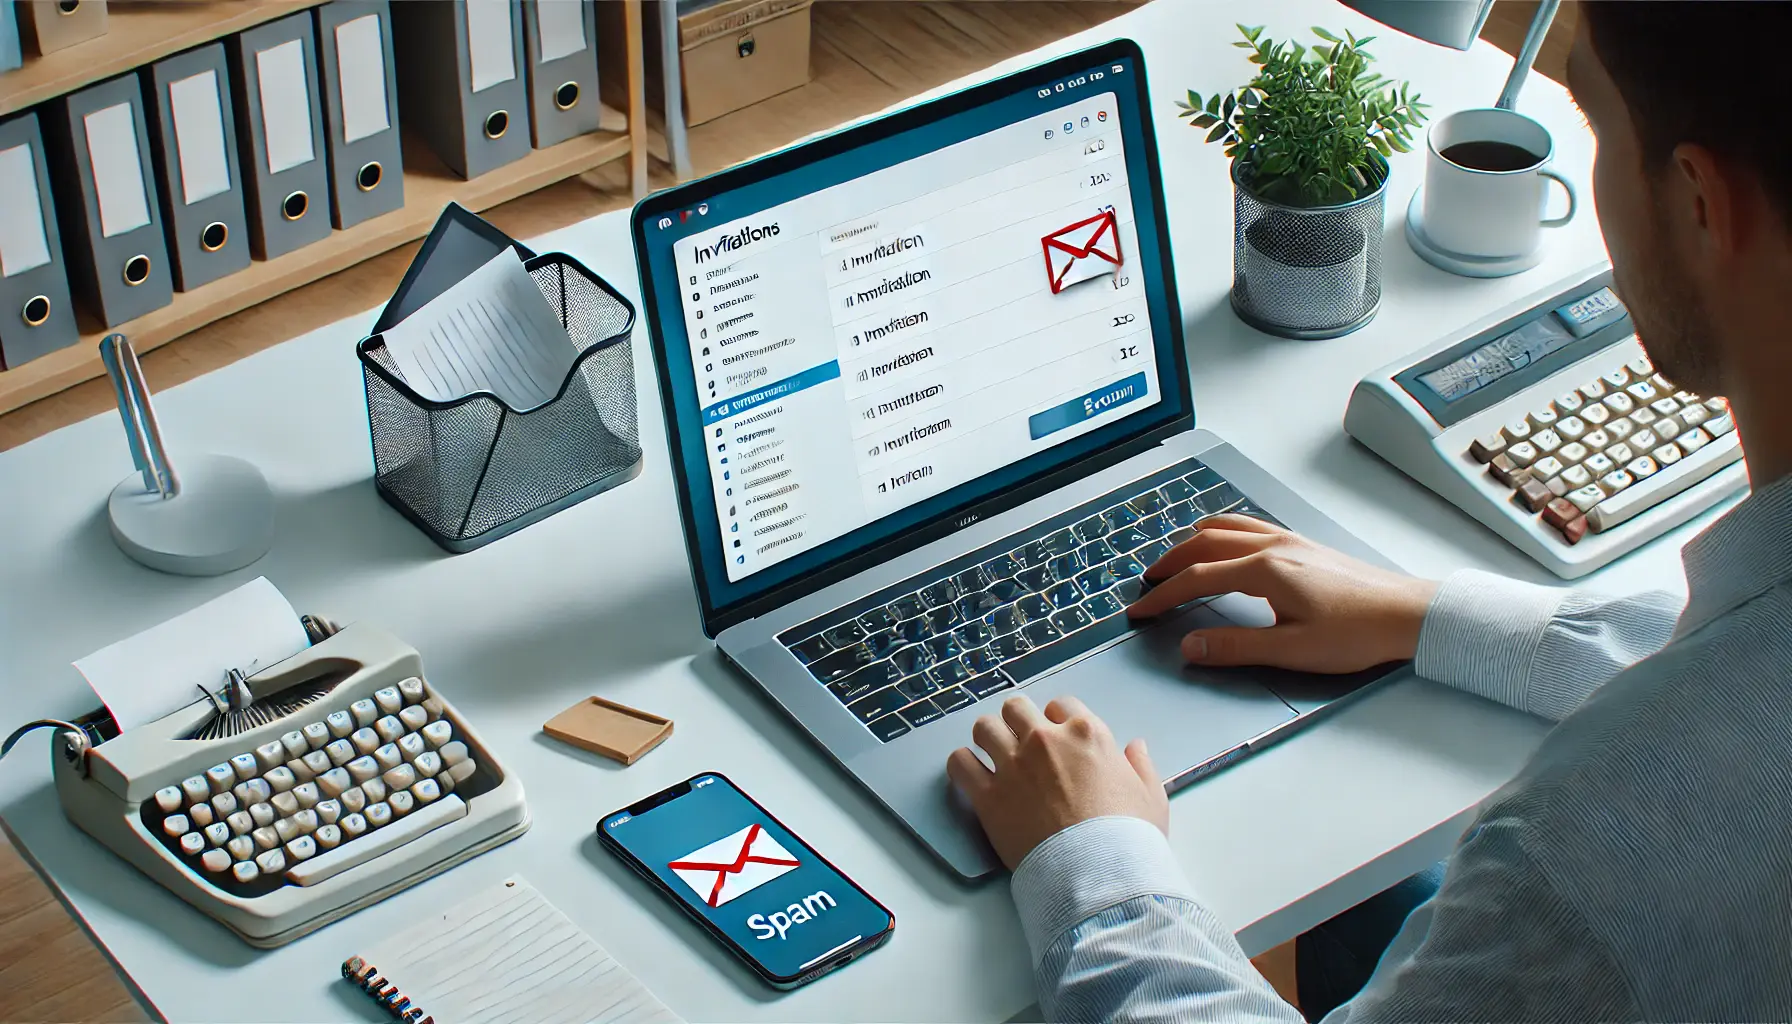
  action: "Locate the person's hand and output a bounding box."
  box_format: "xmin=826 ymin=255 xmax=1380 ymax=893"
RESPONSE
xmin=946 ymin=695 xmax=1167 ymax=871
xmin=1125 ymin=514 xmax=1438 ymax=673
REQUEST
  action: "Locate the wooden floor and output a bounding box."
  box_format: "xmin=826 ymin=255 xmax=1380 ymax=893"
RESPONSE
xmin=0 ymin=2 xmax=1577 ymax=1019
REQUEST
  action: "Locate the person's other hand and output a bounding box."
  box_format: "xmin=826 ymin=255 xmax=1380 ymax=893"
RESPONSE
xmin=1125 ymin=514 xmax=1438 ymax=673
xmin=946 ymin=695 xmax=1167 ymax=871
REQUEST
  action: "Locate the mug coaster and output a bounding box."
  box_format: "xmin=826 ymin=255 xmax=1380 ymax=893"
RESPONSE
xmin=1405 ymin=188 xmax=1546 ymax=279
xmin=543 ymin=697 xmax=673 ymax=765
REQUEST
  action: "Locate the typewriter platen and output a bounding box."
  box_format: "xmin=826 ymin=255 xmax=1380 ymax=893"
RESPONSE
xmin=8 ymin=622 xmax=529 ymax=948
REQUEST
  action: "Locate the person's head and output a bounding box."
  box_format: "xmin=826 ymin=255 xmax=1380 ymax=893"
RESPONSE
xmin=1570 ymin=4 xmax=1792 ymax=398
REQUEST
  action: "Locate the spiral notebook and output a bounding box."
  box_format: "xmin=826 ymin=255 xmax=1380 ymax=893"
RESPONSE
xmin=342 ymin=877 xmax=682 ymax=1024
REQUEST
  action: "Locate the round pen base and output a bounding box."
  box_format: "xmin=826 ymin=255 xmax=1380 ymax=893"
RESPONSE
xmin=108 ymin=454 xmax=275 ymax=576
xmin=1405 ymin=188 xmax=1546 ymax=279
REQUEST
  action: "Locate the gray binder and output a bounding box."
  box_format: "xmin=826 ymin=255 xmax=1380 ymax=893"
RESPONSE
xmin=391 ymin=0 xmax=531 ymax=179
xmin=226 ymin=13 xmax=332 ymax=260
xmin=0 ymin=112 xmax=79 ymax=368
xmin=521 ymin=0 xmax=601 ymax=149
xmin=313 ymin=0 xmax=405 ymax=229
xmin=142 ymin=43 xmax=252 ymax=292
xmin=41 ymin=75 xmax=174 ymax=329
xmin=0 ymin=2 xmax=22 ymax=73
xmin=17 ymin=0 xmax=106 ymax=56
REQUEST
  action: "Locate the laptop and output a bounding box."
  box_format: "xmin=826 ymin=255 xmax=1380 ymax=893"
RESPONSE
xmin=631 ymin=39 xmax=1401 ymax=878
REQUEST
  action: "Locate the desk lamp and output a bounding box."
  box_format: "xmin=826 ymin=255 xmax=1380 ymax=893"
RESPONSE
xmin=1343 ymin=0 xmax=1560 ymax=106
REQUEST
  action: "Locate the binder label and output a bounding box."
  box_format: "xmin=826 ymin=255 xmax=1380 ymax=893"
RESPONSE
xmin=535 ymin=0 xmax=588 ymax=63
xmin=168 ymin=70 xmax=233 ymax=205
xmin=256 ymin=39 xmax=317 ymax=175
xmin=335 ymin=16 xmax=391 ymax=144
xmin=466 ymin=0 xmax=518 ymax=93
xmin=83 ymin=104 xmax=153 ymax=239
xmin=0 ymin=144 xmax=51 ymax=277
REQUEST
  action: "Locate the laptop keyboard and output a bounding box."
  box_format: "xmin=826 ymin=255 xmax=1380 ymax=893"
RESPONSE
xmin=777 ymin=458 xmax=1279 ymax=743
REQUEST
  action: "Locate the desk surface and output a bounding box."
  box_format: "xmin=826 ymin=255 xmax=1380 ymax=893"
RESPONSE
xmin=0 ymin=2 xmax=1709 ymax=1021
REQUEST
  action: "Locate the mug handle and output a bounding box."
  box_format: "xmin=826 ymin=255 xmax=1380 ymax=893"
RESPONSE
xmin=1540 ymin=167 xmax=1577 ymax=228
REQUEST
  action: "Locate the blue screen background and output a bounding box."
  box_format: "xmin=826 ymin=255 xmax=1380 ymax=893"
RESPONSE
xmin=638 ymin=50 xmax=1189 ymax=623
xmin=603 ymin=775 xmax=891 ymax=979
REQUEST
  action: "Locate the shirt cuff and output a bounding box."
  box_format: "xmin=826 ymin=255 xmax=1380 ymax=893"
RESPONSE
xmin=1415 ymin=568 xmax=1567 ymax=712
xmin=1010 ymin=815 xmax=1196 ymax=966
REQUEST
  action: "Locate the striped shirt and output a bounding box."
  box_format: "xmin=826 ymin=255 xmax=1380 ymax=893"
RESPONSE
xmin=1012 ymin=473 xmax=1792 ymax=1021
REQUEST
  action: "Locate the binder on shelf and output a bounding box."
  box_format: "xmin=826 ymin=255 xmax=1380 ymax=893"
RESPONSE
xmin=226 ymin=13 xmax=332 ymax=260
xmin=313 ymin=0 xmax=405 ymax=229
xmin=391 ymin=0 xmax=531 ymax=179
xmin=0 ymin=113 xmax=79 ymax=369
xmin=17 ymin=0 xmax=107 ymax=57
xmin=41 ymin=75 xmax=174 ymax=329
xmin=1 ymin=2 xmax=22 ymax=73
xmin=141 ymin=43 xmax=252 ymax=292
xmin=521 ymin=0 xmax=602 ymax=149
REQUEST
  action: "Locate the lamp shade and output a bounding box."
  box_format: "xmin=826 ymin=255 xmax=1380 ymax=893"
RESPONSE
xmin=1341 ymin=0 xmax=1496 ymax=50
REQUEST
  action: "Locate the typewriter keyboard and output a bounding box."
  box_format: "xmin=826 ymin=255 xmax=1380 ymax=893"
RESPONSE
xmin=146 ymin=677 xmax=482 ymax=890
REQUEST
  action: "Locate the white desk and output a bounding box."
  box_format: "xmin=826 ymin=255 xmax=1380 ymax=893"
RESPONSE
xmin=0 ymin=2 xmax=1708 ymax=1021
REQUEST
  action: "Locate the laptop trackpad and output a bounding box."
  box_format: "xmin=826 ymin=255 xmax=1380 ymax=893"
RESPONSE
xmin=1041 ymin=604 xmax=1296 ymax=783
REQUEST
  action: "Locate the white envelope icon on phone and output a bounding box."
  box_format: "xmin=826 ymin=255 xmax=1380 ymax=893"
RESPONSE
xmin=668 ymin=823 xmax=801 ymax=908
xmin=1041 ymin=208 xmax=1123 ymax=294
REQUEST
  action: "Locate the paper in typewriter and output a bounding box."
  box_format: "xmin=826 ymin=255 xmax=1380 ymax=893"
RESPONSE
xmin=351 ymin=876 xmax=682 ymax=1024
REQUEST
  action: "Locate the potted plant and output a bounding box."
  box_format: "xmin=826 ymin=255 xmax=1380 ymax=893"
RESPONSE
xmin=1180 ymin=24 xmax=1429 ymax=338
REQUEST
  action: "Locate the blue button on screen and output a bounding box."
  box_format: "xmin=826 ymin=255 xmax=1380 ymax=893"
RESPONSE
xmin=1028 ymin=372 xmax=1149 ymax=440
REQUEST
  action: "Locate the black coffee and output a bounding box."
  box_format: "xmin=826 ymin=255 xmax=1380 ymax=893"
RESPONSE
xmin=1440 ymin=140 xmax=1542 ymax=172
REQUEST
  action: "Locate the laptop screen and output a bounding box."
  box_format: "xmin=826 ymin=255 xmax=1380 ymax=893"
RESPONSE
xmin=635 ymin=41 xmax=1189 ymax=632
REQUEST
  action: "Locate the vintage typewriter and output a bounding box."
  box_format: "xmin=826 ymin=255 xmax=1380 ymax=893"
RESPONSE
xmin=2 ymin=617 xmax=529 ymax=948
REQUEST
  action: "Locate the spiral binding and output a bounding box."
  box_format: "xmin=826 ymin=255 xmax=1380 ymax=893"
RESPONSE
xmin=342 ymin=955 xmax=433 ymax=1024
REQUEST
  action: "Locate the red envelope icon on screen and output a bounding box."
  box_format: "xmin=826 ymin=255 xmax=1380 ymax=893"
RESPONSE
xmin=667 ymin=823 xmax=801 ymax=908
xmin=1042 ymin=209 xmax=1123 ymax=294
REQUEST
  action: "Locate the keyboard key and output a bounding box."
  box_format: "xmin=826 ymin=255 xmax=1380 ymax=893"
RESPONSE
xmin=1083 ymin=591 xmax=1124 ymax=619
xmin=929 ymin=659 xmax=972 ymax=689
xmin=956 ymin=567 xmax=991 ymax=594
xmin=1602 ymin=368 xmax=1632 ymax=389
xmin=989 ymin=634 xmax=1031 ymax=661
xmin=1626 ymin=456 xmax=1659 ymax=479
xmin=1469 ymin=432 xmax=1507 ymax=463
xmin=1628 ymin=407 xmax=1657 ymax=428
xmin=981 ymin=553 xmax=1020 ymax=580
xmin=1531 ymin=430 xmax=1562 ymax=454
xmin=1489 ymin=454 xmax=1527 ymax=487
xmin=1555 ymin=391 xmax=1584 ymax=413
xmin=1108 ymin=554 xmax=1145 ymax=580
xmin=864 ymin=629 xmax=903 ymax=659
xmin=1193 ymin=482 xmax=1245 ymax=517
xmin=1012 ymin=540 xmax=1049 ymax=567
xmin=1134 ymin=539 xmax=1173 ymax=567
xmin=859 ymin=606 xmax=899 ymax=632
xmin=1588 ymin=430 xmax=1741 ymax=532
xmin=1626 ymin=380 xmax=1658 ymax=402
xmin=868 ymin=714 xmax=911 ymax=742
xmin=1580 ymin=403 xmax=1611 ymax=426
xmin=1542 ymin=497 xmax=1580 ymax=531
xmin=1047 ymin=553 xmax=1083 ymax=580
xmin=1529 ymin=406 xmax=1559 ymax=429
xmin=1708 ymin=411 xmax=1735 ymax=436
xmin=986 ymin=605 xmax=1025 ymax=636
xmin=1558 ymin=441 xmax=1589 ymax=464
xmin=1016 ymin=594 xmax=1054 ymax=621
xmin=788 ymin=634 xmax=832 ymax=664
xmin=1502 ymin=417 xmax=1532 ymax=443
xmin=1555 ymin=417 xmax=1587 ymax=441
xmin=955 ymin=622 xmax=994 ymax=649
xmin=888 ymin=595 xmax=926 ymax=620
xmin=891 ymin=643 xmax=935 ymax=676
xmin=1109 ymin=526 xmax=1150 ymax=550
xmin=1165 ymin=501 xmax=1199 ymax=528
xmin=847 ymin=685 xmax=909 ymax=723
xmin=1041 ymin=529 xmax=1079 ymax=556
xmin=1567 ymin=483 xmax=1607 ymax=512
xmin=933 ymin=687 xmax=975 ymax=714
xmin=1583 ymin=452 xmax=1616 ymax=477
xmin=1579 ymin=378 xmax=1608 ymax=401
xmin=1630 ymin=429 xmax=1658 ymax=452
xmin=1517 ymin=477 xmax=1554 ymax=512
xmin=1654 ymin=443 xmax=1683 ymax=467
xmin=1531 ymin=455 xmax=1565 ymax=481
xmin=893 ymin=617 xmax=929 ymax=643
xmin=1045 ymin=582 xmax=1083 ymax=609
xmin=1650 ymin=397 xmax=1681 ymax=418
xmin=1184 ymin=465 xmax=1222 ymax=490
xmin=1505 ymin=441 xmax=1539 ymax=467
xmin=1599 ymin=469 xmax=1635 ymax=494
xmin=1128 ymin=491 xmax=1167 ymax=515
xmin=1135 ymin=513 xmax=1170 ymax=539
xmin=821 ymin=621 xmax=865 ymax=650
xmin=965 ymin=670 xmax=1017 ymax=700
xmin=1160 ymin=478 xmax=1196 ymax=503
xmin=963 ymin=646 xmax=1000 ymax=675
xmin=1052 ymin=606 xmax=1095 ymax=633
xmin=1073 ymin=515 xmax=1109 ymax=542
xmin=809 ymin=644 xmax=873 ymax=684
xmin=987 ymin=579 xmax=1026 ymax=603
xmin=1080 ymin=538 xmax=1117 ymax=564
xmin=957 ymin=591 xmax=1002 ymax=620
xmin=1016 ymin=565 xmax=1053 ymax=591
xmin=1678 ymin=426 xmax=1712 ymax=453
xmin=924 ymin=606 xmax=960 ymax=633
xmin=1561 ymin=464 xmax=1593 ymax=490
xmin=1022 ymin=619 xmax=1063 ymax=646
xmin=831 ymin=661 xmax=902 ymax=705
xmin=1102 ymin=505 xmax=1140 ymax=531
xmin=898 ymin=673 xmax=939 ymax=700
xmin=1605 ymin=442 xmax=1635 ymax=466
xmin=1603 ymin=391 xmax=1635 ymax=416
xmin=1076 ymin=566 xmax=1119 ymax=596
xmin=1654 ymin=415 xmax=1682 ymax=441
xmin=899 ymin=699 xmax=944 ymax=729
xmin=920 ymin=579 xmax=961 ymax=608
xmin=924 ymin=633 xmax=962 ymax=662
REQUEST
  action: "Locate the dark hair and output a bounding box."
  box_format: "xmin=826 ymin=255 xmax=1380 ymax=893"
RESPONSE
xmin=1582 ymin=3 xmax=1792 ymax=215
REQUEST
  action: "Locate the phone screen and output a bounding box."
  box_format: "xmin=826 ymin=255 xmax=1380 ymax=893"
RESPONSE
xmin=599 ymin=773 xmax=893 ymax=983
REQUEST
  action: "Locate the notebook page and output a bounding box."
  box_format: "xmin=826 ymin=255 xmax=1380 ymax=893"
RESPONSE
xmin=379 ymin=249 xmax=579 ymax=412
xmin=359 ymin=877 xmax=681 ymax=1024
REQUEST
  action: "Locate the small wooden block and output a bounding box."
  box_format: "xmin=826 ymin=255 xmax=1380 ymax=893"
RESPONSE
xmin=542 ymin=698 xmax=673 ymax=766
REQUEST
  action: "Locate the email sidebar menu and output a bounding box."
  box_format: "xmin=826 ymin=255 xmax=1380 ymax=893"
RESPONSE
xmin=673 ymin=94 xmax=1156 ymax=582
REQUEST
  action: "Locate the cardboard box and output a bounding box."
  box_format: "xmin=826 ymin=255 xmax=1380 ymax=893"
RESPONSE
xmin=601 ymin=0 xmax=814 ymax=128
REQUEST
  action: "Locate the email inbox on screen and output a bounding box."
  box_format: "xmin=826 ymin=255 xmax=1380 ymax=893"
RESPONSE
xmin=673 ymin=94 xmax=1158 ymax=582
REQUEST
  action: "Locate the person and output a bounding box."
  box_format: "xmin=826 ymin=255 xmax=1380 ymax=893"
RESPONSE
xmin=944 ymin=5 xmax=1792 ymax=1020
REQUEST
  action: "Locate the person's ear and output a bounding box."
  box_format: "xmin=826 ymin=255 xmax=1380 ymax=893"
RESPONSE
xmin=1671 ymin=143 xmax=1747 ymax=260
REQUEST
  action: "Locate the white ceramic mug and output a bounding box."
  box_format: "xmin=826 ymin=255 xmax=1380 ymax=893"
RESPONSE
xmin=1420 ymin=107 xmax=1576 ymax=259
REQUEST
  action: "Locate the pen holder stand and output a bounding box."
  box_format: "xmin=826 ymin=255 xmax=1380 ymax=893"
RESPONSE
xmin=357 ymin=253 xmax=642 ymax=552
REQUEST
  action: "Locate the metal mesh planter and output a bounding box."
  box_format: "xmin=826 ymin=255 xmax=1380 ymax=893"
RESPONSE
xmin=1229 ymin=161 xmax=1386 ymax=340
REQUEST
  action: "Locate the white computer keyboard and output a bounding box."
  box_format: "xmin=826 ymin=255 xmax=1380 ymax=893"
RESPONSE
xmin=1345 ymin=263 xmax=1747 ymax=578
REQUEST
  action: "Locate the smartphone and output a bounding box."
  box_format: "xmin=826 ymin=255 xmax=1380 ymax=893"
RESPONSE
xmin=598 ymin=772 xmax=895 ymax=989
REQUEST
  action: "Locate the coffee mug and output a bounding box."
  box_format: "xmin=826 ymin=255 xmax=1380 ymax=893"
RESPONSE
xmin=1416 ymin=107 xmax=1576 ymax=264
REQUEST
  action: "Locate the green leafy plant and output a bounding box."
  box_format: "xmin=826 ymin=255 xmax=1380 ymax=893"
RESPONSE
xmin=1178 ymin=24 xmax=1430 ymax=206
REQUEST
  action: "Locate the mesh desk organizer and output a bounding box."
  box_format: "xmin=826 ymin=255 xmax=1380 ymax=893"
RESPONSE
xmin=358 ymin=204 xmax=642 ymax=552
